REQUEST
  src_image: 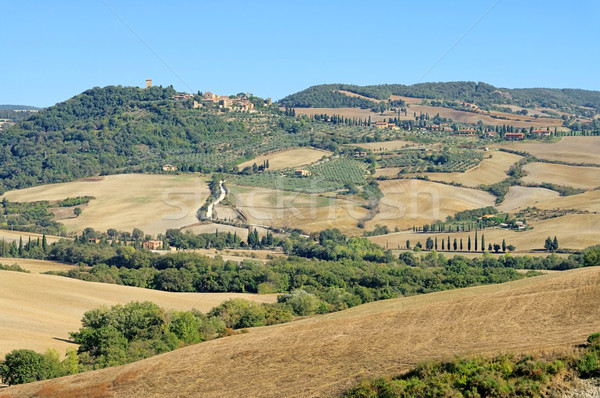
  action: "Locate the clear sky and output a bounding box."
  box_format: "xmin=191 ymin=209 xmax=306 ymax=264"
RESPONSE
xmin=1 ymin=0 xmax=599 ymax=107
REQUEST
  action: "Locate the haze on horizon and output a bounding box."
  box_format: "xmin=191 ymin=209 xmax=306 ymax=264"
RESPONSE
xmin=1 ymin=0 xmax=599 ymax=107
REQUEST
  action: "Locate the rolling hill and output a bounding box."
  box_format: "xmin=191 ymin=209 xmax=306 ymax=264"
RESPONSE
xmin=3 ymin=266 xmax=599 ymax=397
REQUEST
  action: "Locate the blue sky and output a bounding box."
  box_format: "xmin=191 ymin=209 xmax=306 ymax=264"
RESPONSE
xmin=1 ymin=0 xmax=599 ymax=107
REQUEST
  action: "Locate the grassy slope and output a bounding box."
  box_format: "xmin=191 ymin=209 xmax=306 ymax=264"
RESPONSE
xmin=0 ymin=271 xmax=276 ymax=358
xmin=4 ymin=266 xmax=599 ymax=398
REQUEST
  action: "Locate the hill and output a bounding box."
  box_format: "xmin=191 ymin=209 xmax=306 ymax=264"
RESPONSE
xmin=0 ymin=105 xmax=41 ymax=111
xmin=278 ymin=81 xmax=600 ymax=114
xmin=0 ymin=271 xmax=276 ymax=358
xmin=0 ymin=86 xmax=304 ymax=195
xmin=4 ymin=266 xmax=599 ymax=397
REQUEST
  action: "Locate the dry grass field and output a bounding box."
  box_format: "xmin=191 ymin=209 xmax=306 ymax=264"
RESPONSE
xmin=0 ymin=229 xmax=65 ymax=245
xmin=237 ymin=148 xmax=331 ymax=171
xmin=497 ymin=186 xmax=560 ymax=212
xmin=5 ymin=267 xmax=599 ymax=398
xmin=0 ymin=272 xmax=276 ymax=358
xmin=229 ymin=186 xmax=369 ymax=235
xmin=405 ymin=104 xmax=564 ymax=129
xmin=369 ymin=214 xmax=600 ymax=252
xmin=534 ymin=190 xmax=600 ymax=213
xmin=294 ymin=107 xmax=394 ymax=122
xmin=349 ymin=140 xmax=419 ymax=152
xmin=497 ymin=136 xmax=600 ymax=164
xmin=365 ymin=179 xmax=495 ymax=231
xmin=417 ymin=150 xmax=522 ymax=187
xmin=522 ymin=162 xmax=600 ymax=190
xmin=1 ymin=174 xmax=209 ymax=236
xmin=0 ymin=258 xmax=78 ymax=274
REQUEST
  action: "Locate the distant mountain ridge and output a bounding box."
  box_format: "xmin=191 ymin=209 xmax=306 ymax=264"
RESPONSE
xmin=278 ymin=82 xmax=600 ymax=112
xmin=0 ymin=105 xmax=42 ymax=110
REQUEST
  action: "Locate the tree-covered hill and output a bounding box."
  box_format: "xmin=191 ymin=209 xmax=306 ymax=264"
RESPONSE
xmin=278 ymin=81 xmax=600 ymax=112
xmin=0 ymin=86 xmax=309 ymax=195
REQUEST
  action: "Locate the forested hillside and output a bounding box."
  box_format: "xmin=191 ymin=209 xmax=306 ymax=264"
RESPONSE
xmin=0 ymin=86 xmax=309 ymax=194
xmin=278 ymin=82 xmax=600 ymax=112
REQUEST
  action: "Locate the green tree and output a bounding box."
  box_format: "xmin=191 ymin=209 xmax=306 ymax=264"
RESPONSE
xmin=425 ymin=237 xmax=434 ymax=251
xmin=0 ymin=349 xmax=62 ymax=385
xmin=73 ymin=207 xmax=82 ymax=217
xmin=481 ymin=234 xmax=485 ymax=252
xmin=502 ymin=239 xmax=506 ymax=252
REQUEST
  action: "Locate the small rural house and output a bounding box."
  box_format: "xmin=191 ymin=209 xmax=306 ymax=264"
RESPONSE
xmin=143 ymin=240 xmax=163 ymax=250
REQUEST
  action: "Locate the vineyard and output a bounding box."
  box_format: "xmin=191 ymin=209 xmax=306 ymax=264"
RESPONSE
xmin=378 ymin=149 xmax=482 ymax=173
xmin=307 ymin=158 xmax=367 ymax=185
xmin=229 ymin=157 xmax=368 ymax=193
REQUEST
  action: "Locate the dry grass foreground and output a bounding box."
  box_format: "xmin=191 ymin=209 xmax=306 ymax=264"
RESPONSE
xmin=521 ymin=162 xmax=600 ymax=190
xmin=417 ymin=150 xmax=522 ymax=187
xmin=4 ymin=267 xmax=600 ymax=398
xmin=366 ymin=179 xmax=495 ymax=231
xmin=1 ymin=174 xmax=209 ymax=236
xmin=497 ymin=136 xmax=600 ymax=164
xmin=0 ymin=272 xmax=276 ymax=358
xmin=368 ymin=214 xmax=600 ymax=252
xmin=237 ymin=148 xmax=332 ymax=171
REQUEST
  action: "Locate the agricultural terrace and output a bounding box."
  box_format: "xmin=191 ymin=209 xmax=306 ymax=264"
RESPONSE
xmin=368 ymin=214 xmax=600 ymax=252
xmin=1 ymin=174 xmax=210 ymax=235
xmin=237 ymin=148 xmax=331 ymax=171
xmin=365 ymin=179 xmax=495 ymax=231
xmin=521 ymin=162 xmax=600 ymax=190
xmin=0 ymin=271 xmax=276 ymax=357
xmin=497 ymin=136 xmax=600 ymax=164
xmin=228 ymin=186 xmax=369 ymax=235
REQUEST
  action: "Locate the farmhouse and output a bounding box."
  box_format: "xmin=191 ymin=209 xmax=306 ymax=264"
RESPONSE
xmin=505 ymin=132 xmax=524 ymax=140
xmin=295 ymin=169 xmax=312 ymax=177
xmin=162 ymin=164 xmax=178 ymax=172
xmin=374 ymin=121 xmax=388 ymax=129
xmin=143 ymin=240 xmax=163 ymax=250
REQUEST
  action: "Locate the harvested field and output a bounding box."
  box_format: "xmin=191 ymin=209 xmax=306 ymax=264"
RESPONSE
xmin=366 ymin=179 xmax=495 ymax=231
xmin=0 ymin=258 xmax=78 ymax=274
xmin=0 ymin=272 xmax=276 ymax=358
xmin=374 ymin=167 xmax=403 ymax=178
xmin=229 ymin=186 xmax=368 ymax=235
xmin=7 ymin=267 xmax=600 ymax=398
xmin=182 ymin=223 xmax=273 ymax=241
xmin=406 ymin=104 xmax=564 ymax=129
xmin=418 ymin=150 xmax=522 ymax=187
xmin=350 ymin=140 xmax=417 ymax=152
xmin=497 ymin=136 xmax=600 ymax=164
xmin=497 ymin=186 xmax=560 ymax=212
xmin=369 ymin=214 xmax=600 ymax=252
xmin=534 ymin=190 xmax=600 ymax=213
xmin=522 ymin=162 xmax=600 ymax=190
xmin=237 ymin=148 xmax=331 ymax=171
xmin=1 ymin=174 xmax=209 ymax=236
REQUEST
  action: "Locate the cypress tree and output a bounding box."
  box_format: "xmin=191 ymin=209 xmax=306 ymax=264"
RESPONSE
xmin=18 ymin=236 xmax=23 ymax=256
xmin=468 ymin=235 xmax=471 ymax=251
xmin=475 ymin=230 xmax=478 ymax=251
xmin=481 ymin=234 xmax=485 ymax=252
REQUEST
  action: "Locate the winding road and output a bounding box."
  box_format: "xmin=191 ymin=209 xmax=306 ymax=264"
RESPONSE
xmin=206 ymin=180 xmax=226 ymax=219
